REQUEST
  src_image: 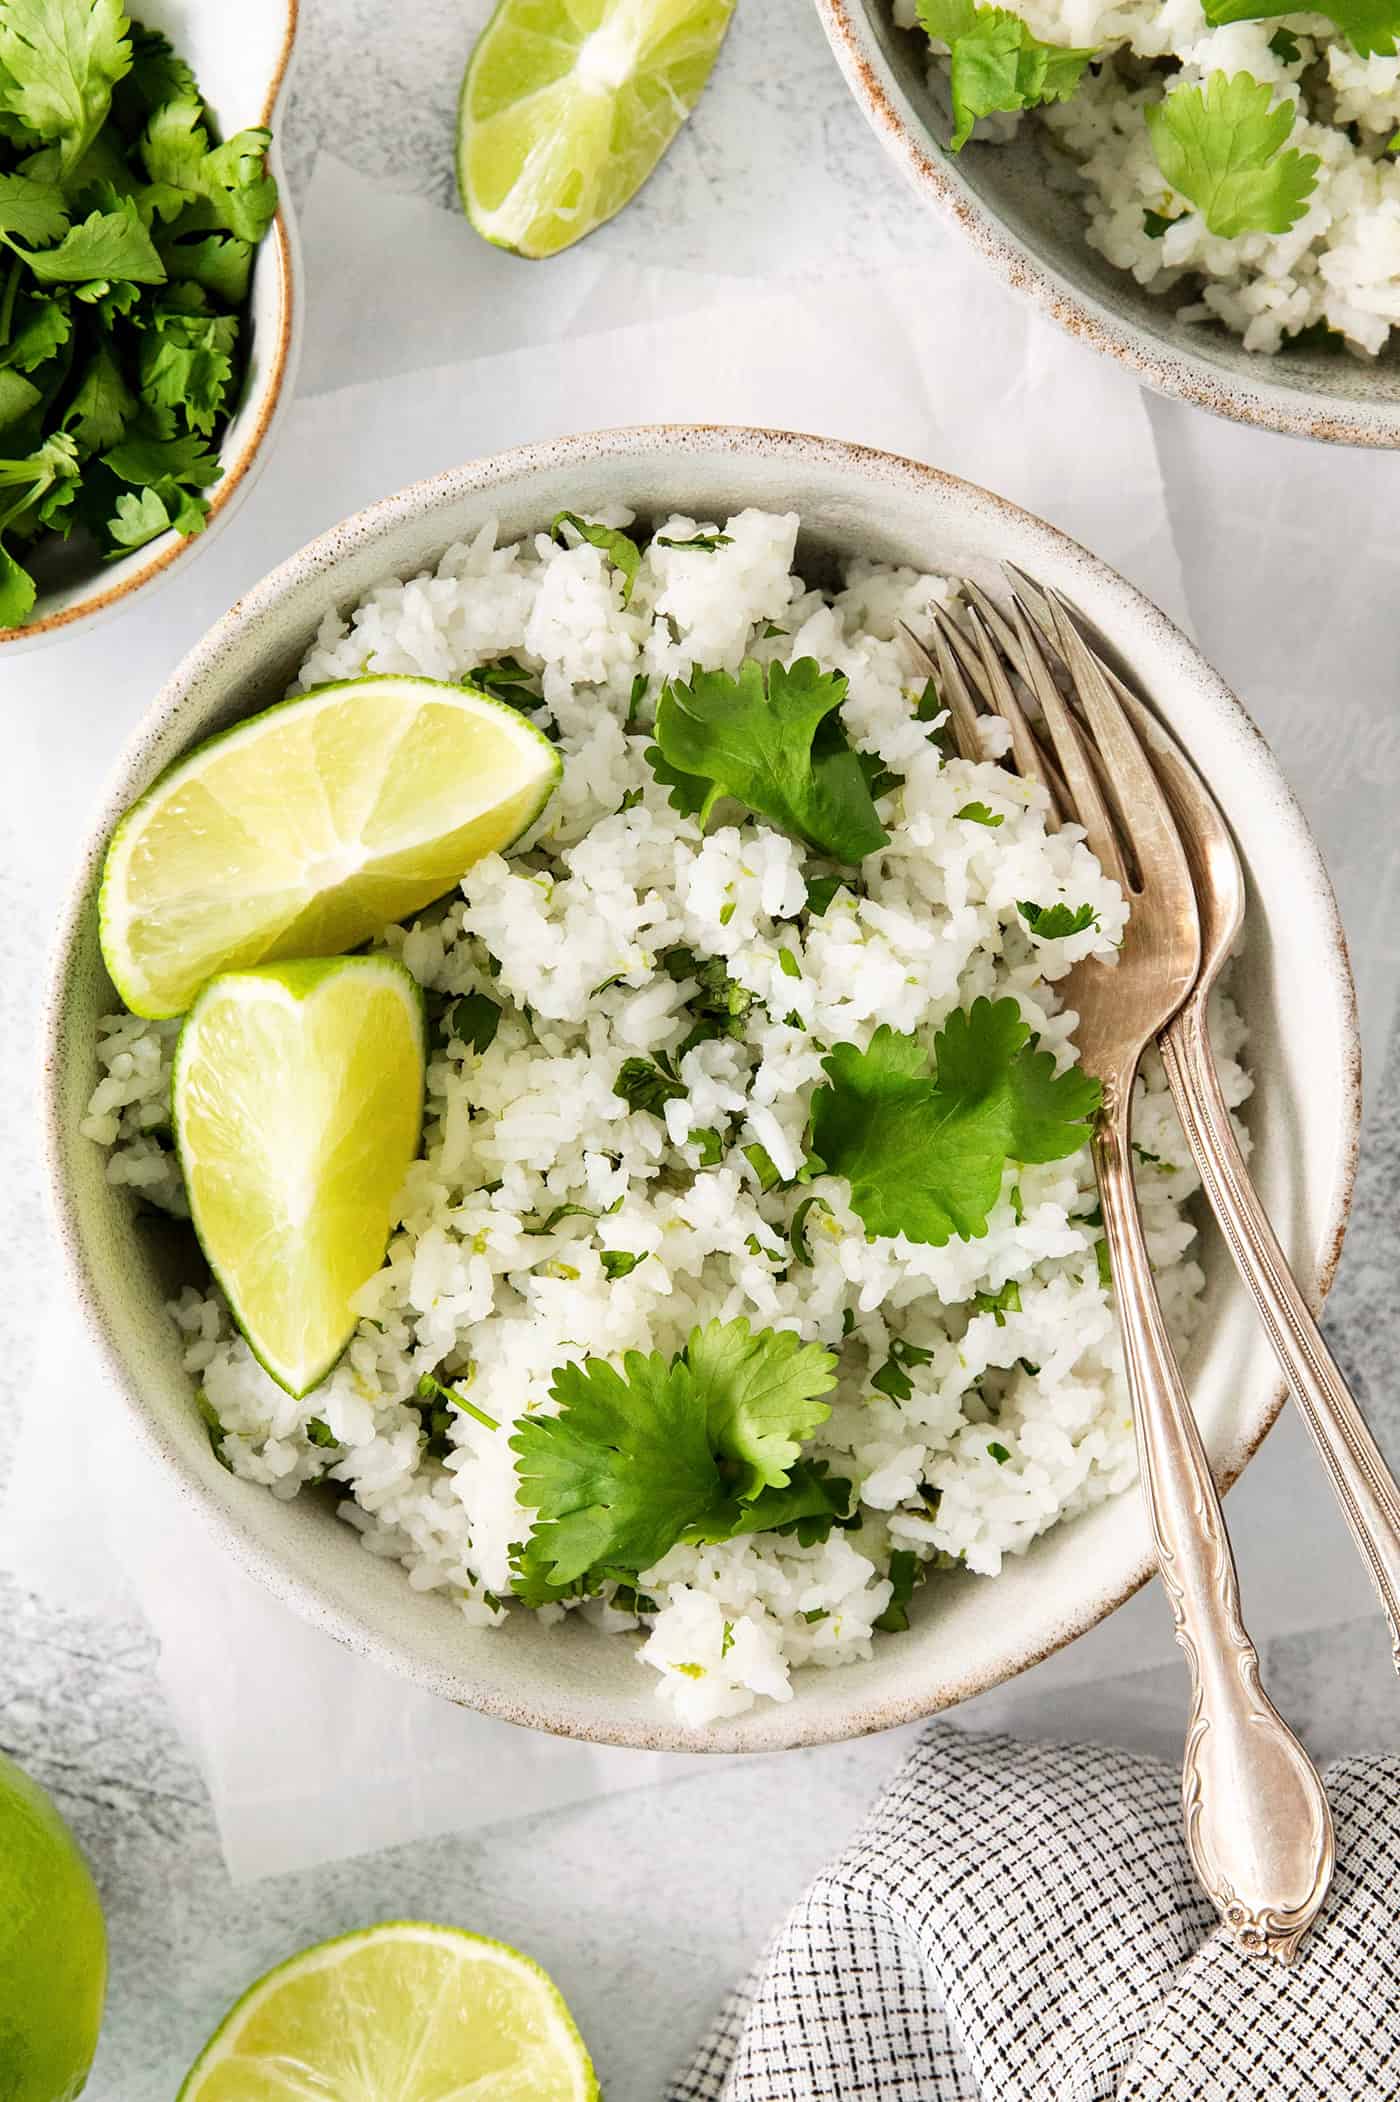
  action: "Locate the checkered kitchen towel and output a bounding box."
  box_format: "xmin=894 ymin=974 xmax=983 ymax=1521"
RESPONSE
xmin=669 ymin=1725 xmax=1400 ymax=2100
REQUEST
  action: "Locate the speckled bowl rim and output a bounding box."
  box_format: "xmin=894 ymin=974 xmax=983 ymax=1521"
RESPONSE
xmin=815 ymin=0 xmax=1400 ymax=451
xmin=0 ymin=0 xmax=303 ymax=646
xmin=42 ymin=425 xmax=1361 ymax=1752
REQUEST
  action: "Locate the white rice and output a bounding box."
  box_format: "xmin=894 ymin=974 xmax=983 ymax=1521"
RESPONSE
xmin=893 ymin=0 xmax=1400 ymax=355
xmin=84 ymin=509 xmax=1250 ymax=1726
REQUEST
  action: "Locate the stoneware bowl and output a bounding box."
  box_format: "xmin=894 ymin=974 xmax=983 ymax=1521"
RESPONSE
xmin=815 ymin=0 xmax=1400 ymax=448
xmin=1 ymin=0 xmax=302 ymax=651
xmin=44 ymin=426 xmax=1360 ymax=1751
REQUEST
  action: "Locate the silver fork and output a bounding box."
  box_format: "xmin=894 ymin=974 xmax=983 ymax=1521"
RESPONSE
xmin=916 ymin=595 xmax=1334 ymax=1965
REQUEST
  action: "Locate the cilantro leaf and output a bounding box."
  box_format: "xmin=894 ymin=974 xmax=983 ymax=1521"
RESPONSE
xmin=1206 ymin=0 xmax=1400 ymax=55
xmin=12 ymin=199 xmax=164 ymax=286
xmin=512 ymin=1351 xmax=718 ymax=1589
xmin=615 ymin=1052 xmax=685 ymax=1118
xmin=62 ymin=340 xmax=133 ymax=452
xmin=0 ymin=0 xmax=131 ymax=174
xmin=1 ymin=289 xmax=70 ymax=372
xmin=955 ymin=801 xmax=1003 ymax=826
xmin=601 ymin=1249 xmax=644 ymax=1280
xmin=809 ymin=1002 xmax=1101 ymax=1246
xmin=136 ymin=288 xmax=237 ymax=435
xmin=917 ymin=0 xmax=1095 ymax=150
xmin=0 ymin=173 xmax=67 ymax=247
xmin=551 ymin=509 xmax=641 ymax=604
xmin=511 ymin=1319 xmax=841 ymax=1595
xmin=0 ymin=367 xmax=37 ymax=431
xmin=1017 ymin=899 xmax=1098 ymax=939
xmin=650 ymin=656 xmax=889 ymax=864
xmin=655 ymin=531 xmax=733 ymax=551
xmin=1145 ymin=72 xmax=1319 ymax=238
xmin=162 ymin=231 xmax=252 ymax=306
xmin=1268 ymin=25 xmax=1302 ymax=58
xmin=686 ymin=1317 xmax=836 ymax=1497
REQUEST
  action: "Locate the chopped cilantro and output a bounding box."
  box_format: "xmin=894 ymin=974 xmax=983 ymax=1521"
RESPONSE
xmin=601 ymin=1249 xmax=644 ymax=1280
xmin=789 ymin=1194 xmax=829 ymax=1266
xmin=662 ymin=946 xmax=752 ymax=1052
xmin=809 ymin=1002 xmax=1102 ymax=1247
xmin=523 ymin=1202 xmax=595 ymax=1236
xmin=510 ymin=1318 xmax=839 ymax=1596
xmin=306 ymin=1417 xmax=338 ymax=1448
xmin=1145 ymin=71 xmax=1319 ymax=238
xmin=987 ymin=1440 xmax=1012 ymax=1465
xmin=626 ymin=671 xmax=648 ymax=726
xmin=743 ymin=1142 xmax=784 ymax=1193
xmin=648 ymin=656 xmax=889 ymax=864
xmin=654 ymin=531 xmax=733 ymax=551
xmin=721 ymin=1620 xmax=735 ymax=1655
xmin=802 ymin=1607 xmax=830 ymax=1624
xmin=1268 ymin=24 xmax=1302 ymax=58
xmin=956 ymin=801 xmax=1004 ymax=826
xmin=917 ymin=0 xmax=1096 ymax=149
xmin=1095 ymin=1238 xmax=1113 ymax=1291
xmin=467 ymin=656 xmax=542 ymax=709
xmin=1017 ymin=899 xmax=1099 ymax=939
xmin=551 ymin=510 xmax=641 ymax=603
xmin=614 ymin=1053 xmax=685 ymax=1118
xmin=1142 ymin=207 xmax=1181 ymax=237
xmin=804 ymin=873 xmax=846 ymax=916
xmin=448 ymin=990 xmax=502 ymax=1053
xmin=874 ymin=1549 xmax=923 ymax=1633
xmin=690 ymin=1125 xmax=725 ymax=1167
xmin=1389 ymin=127 xmax=1400 ymax=151
xmin=971 ymin=1279 xmax=1022 ymax=1326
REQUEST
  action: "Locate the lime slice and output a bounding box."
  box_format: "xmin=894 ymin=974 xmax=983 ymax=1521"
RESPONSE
xmin=177 ymin=1922 xmax=600 ymax=2102
xmin=101 ymin=674 xmax=560 ymax=1020
xmin=0 ymin=1751 xmax=107 ymax=2102
xmin=173 ymin=956 xmax=426 ymax=1398
xmin=459 ymin=0 xmax=737 ymax=259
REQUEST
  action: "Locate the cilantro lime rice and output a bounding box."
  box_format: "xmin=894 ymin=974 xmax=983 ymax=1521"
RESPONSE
xmin=83 ymin=508 xmax=1249 ymax=1725
xmin=899 ymin=0 xmax=1400 ymax=355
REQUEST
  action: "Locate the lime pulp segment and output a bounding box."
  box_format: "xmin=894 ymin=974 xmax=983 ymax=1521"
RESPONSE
xmin=460 ymin=0 xmax=737 ymax=258
xmin=173 ymin=956 xmax=426 ymax=1399
xmin=100 ymin=674 xmax=561 ymax=1019
xmin=177 ymin=1921 xmax=600 ymax=2102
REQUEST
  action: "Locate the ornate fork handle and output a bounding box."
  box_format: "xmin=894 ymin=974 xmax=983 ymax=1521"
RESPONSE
xmin=1162 ymin=997 xmax=1400 ymax=1668
xmin=1095 ymin=1079 xmax=1334 ymax=1965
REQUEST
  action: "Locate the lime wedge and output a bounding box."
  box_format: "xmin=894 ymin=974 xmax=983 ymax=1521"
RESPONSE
xmin=173 ymin=957 xmax=426 ymax=1398
xmin=101 ymin=674 xmax=561 ymax=1020
xmin=177 ymin=1922 xmax=600 ymax=2102
xmin=459 ymin=0 xmax=737 ymax=259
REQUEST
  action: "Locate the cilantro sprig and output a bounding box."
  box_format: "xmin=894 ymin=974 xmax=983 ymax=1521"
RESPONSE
xmin=808 ymin=1000 xmax=1102 ymax=1246
xmin=917 ymin=0 xmax=1096 ymax=150
xmin=1205 ymin=0 xmax=1400 ymax=55
xmin=510 ymin=1319 xmax=846 ymax=1599
xmin=648 ymin=656 xmax=890 ymax=865
xmin=0 ymin=8 xmax=279 ymax=625
xmin=1145 ymin=72 xmax=1319 ymax=239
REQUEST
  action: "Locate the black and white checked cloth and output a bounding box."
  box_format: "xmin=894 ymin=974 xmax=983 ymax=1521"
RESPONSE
xmin=668 ymin=1725 xmax=1400 ymax=2100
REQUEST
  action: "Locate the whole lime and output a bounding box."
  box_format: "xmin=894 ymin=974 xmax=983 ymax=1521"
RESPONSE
xmin=0 ymin=1751 xmax=107 ymax=2102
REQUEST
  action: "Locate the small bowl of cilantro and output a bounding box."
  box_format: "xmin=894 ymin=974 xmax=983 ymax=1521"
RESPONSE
xmin=0 ymin=0 xmax=298 ymax=643
xmin=816 ymin=0 xmax=1400 ymax=446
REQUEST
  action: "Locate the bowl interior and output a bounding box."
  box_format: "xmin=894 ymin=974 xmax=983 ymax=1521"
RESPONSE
xmin=45 ymin=429 xmax=1359 ymax=1752
xmin=824 ymin=0 xmax=1400 ymax=445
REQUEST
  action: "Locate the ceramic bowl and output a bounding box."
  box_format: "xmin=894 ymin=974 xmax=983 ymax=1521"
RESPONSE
xmin=815 ymin=0 xmax=1400 ymax=448
xmin=1 ymin=0 xmax=301 ymax=649
xmin=43 ymin=426 xmax=1360 ymax=1751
